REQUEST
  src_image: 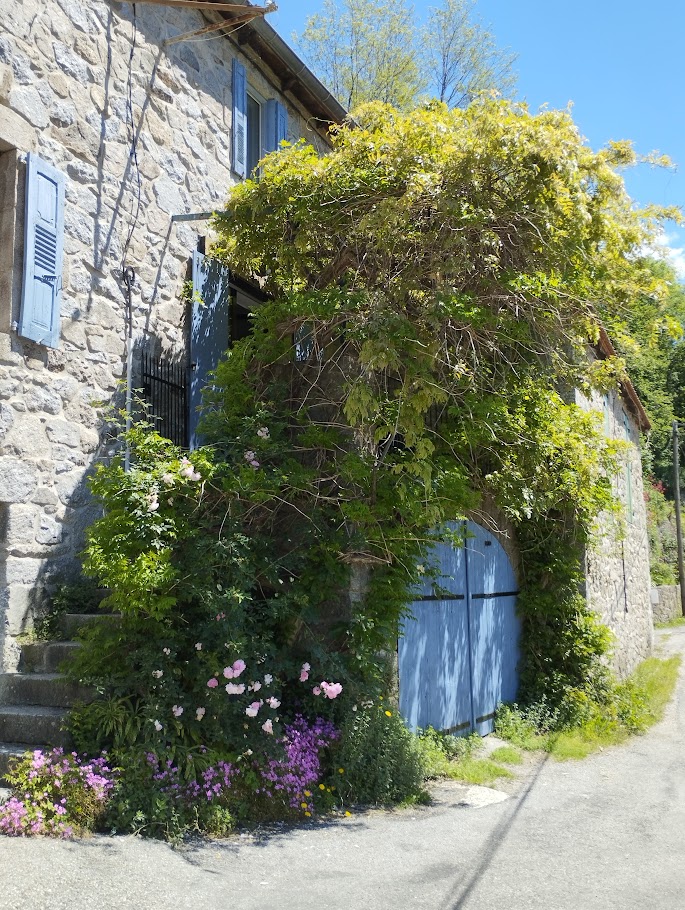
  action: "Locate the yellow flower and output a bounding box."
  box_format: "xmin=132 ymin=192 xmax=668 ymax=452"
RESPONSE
xmin=304 ymin=811 xmax=311 ymax=817
xmin=385 ymin=710 xmax=392 ymax=717
xmin=319 ymin=783 xmax=325 ymax=790
xmin=304 ymin=790 xmax=311 ymax=797
xmin=338 ymin=768 xmax=344 ymax=774
xmin=301 ymin=802 xmax=309 ymax=809
xmin=344 ymin=811 xmax=351 ymax=817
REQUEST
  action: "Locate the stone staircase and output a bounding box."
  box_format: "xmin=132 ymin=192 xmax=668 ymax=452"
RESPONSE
xmin=0 ymin=616 xmax=98 ymax=782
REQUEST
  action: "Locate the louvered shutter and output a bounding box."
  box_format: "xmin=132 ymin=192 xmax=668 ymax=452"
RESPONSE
xmin=232 ymin=58 xmax=248 ymax=178
xmin=265 ymin=99 xmax=288 ymax=153
xmin=189 ymin=251 xmax=232 ymax=449
xmin=19 ymin=153 xmax=65 ymax=348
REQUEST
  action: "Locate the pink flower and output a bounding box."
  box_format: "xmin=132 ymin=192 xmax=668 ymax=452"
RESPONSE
xmin=225 ymin=683 xmax=246 ymax=695
xmin=264 ymin=674 xmax=273 ymax=685
xmin=249 ymin=681 xmax=262 ymax=692
xmin=257 ymin=427 xmax=270 ymax=439
xmin=232 ymin=659 xmax=246 ymax=676
xmin=262 ymin=719 xmax=274 ymax=734
xmin=300 ymin=668 xmax=310 ymax=682
xmin=195 ymin=642 xmax=202 ymax=651
xmin=267 ymin=697 xmax=280 ymax=709
xmin=207 ymin=678 xmax=219 ymax=688
xmin=244 ymin=450 xmax=256 ymax=462
xmin=249 ymin=460 xmax=260 ymax=469
xmin=196 ymin=707 xmax=206 ymax=721
xmin=162 ymin=473 xmax=175 ymax=486
xmin=190 ymin=471 xmax=202 ymax=482
xmin=245 ymin=701 xmax=262 ymax=718
xmin=223 ymin=666 xmax=235 ymax=679
xmin=321 ymin=681 xmax=343 ymax=699
xmin=162 ymin=648 xmax=171 ymax=656
xmin=153 ymin=720 xmax=163 ymax=732
xmin=312 ymin=686 xmax=321 ymax=696
xmin=172 ymin=705 xmax=183 ymax=717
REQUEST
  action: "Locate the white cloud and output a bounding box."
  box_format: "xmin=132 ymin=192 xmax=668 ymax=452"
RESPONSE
xmin=645 ymin=230 xmax=685 ymax=280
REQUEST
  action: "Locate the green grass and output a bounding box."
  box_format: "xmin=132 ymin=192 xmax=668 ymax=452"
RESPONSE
xmin=655 ymin=616 xmax=685 ymax=628
xmin=444 ymin=757 xmax=513 ymax=785
xmin=496 ymin=654 xmax=682 ymax=761
xmin=488 ymin=745 xmax=523 ymax=765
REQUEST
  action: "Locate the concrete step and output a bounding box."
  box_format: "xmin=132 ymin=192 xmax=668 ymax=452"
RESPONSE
xmin=0 ymin=673 xmax=94 ymax=708
xmin=0 ymin=705 xmax=70 ymax=749
xmin=19 ymin=641 xmax=81 ymax=674
xmin=59 ymin=612 xmax=119 ymax=639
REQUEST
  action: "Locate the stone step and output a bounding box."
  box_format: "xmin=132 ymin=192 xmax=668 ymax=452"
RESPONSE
xmin=19 ymin=641 xmax=81 ymax=674
xmin=0 ymin=705 xmax=70 ymax=749
xmin=59 ymin=612 xmax=119 ymax=639
xmin=0 ymin=673 xmax=94 ymax=709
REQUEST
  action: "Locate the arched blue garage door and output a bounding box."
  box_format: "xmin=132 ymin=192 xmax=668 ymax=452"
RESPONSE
xmin=399 ymin=521 xmax=520 ymax=736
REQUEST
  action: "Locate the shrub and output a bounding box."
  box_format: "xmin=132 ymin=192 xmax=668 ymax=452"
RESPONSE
xmin=333 ymin=703 xmax=425 ymax=805
xmin=0 ymin=749 xmax=115 ymax=837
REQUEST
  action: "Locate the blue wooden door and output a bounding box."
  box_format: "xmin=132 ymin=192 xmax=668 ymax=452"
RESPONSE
xmin=189 ymin=251 xmax=232 ymax=448
xmin=399 ymin=521 xmax=520 ymax=735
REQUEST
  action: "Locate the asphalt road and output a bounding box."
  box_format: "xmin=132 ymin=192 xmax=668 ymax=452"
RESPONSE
xmin=1 ymin=627 xmax=684 ymax=910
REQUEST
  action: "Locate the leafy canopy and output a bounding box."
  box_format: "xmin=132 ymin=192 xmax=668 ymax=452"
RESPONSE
xmin=296 ymin=0 xmax=516 ymax=110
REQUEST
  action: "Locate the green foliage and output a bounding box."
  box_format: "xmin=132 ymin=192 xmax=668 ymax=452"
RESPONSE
xmin=34 ymin=576 xmax=104 ymax=642
xmin=488 ymin=745 xmax=523 ymax=765
xmin=0 ymin=749 xmax=114 ymax=837
xmin=495 ymin=654 xmax=681 ymax=759
xmin=333 ymin=704 xmax=425 ymax=805
xmin=645 ymin=481 xmax=678 ymax=584
xmin=297 ymin=0 xmax=515 ymax=110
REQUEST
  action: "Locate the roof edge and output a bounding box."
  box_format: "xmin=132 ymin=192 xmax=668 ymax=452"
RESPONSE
xmin=597 ymin=326 xmax=651 ymax=433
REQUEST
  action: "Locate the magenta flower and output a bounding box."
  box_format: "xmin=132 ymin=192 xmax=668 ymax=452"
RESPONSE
xmin=207 ymin=678 xmax=219 ymax=689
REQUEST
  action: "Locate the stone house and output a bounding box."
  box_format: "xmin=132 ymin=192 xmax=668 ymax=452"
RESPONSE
xmin=0 ymin=0 xmax=654 ymax=692
xmin=0 ymin=0 xmax=345 ymax=671
xmin=578 ymin=329 xmax=654 ymax=676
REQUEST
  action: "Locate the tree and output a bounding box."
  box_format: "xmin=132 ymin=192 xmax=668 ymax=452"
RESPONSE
xmin=296 ymin=0 xmax=516 ymax=111
xmin=424 ymin=0 xmax=517 ymax=107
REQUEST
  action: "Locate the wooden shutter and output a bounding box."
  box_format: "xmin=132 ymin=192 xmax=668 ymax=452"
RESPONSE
xmin=232 ymin=58 xmax=248 ymax=178
xmin=18 ymin=153 xmax=65 ymax=348
xmin=265 ymin=99 xmax=288 ymax=153
xmin=189 ymin=251 xmax=232 ymax=449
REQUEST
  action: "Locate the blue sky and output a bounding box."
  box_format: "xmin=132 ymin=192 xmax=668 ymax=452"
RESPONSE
xmin=267 ymin=1 xmax=685 ymax=275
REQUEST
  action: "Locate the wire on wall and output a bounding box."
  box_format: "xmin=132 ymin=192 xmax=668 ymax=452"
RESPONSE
xmin=121 ymin=2 xmax=142 ymax=472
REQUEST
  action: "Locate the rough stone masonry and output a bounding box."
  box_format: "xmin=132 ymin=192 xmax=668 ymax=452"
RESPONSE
xmin=0 ymin=0 xmax=337 ymax=670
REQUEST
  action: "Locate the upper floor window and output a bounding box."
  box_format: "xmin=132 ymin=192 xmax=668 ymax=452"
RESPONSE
xmin=232 ymin=58 xmax=289 ymax=179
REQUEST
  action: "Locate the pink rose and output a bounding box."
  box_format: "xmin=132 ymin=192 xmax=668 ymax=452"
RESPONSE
xmin=207 ymin=678 xmax=219 ymax=688
xmin=312 ymin=686 xmax=321 ymax=696
xmin=232 ymin=659 xmax=246 ymax=676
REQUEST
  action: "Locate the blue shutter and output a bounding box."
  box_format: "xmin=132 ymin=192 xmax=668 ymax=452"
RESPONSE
xmin=19 ymin=153 xmax=65 ymax=348
xmin=232 ymin=58 xmax=248 ymax=178
xmin=265 ymin=99 xmax=288 ymax=153
xmin=189 ymin=251 xmax=232 ymax=449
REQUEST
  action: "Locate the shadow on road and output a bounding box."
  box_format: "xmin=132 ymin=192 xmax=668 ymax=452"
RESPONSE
xmin=441 ymin=753 xmax=551 ymax=910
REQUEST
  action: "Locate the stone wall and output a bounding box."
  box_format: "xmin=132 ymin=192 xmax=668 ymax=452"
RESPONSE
xmin=576 ymin=384 xmax=654 ymax=677
xmin=650 ymin=585 xmax=683 ymax=624
xmin=0 ymin=0 xmax=332 ymax=669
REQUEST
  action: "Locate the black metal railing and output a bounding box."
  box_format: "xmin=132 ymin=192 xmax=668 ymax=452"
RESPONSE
xmin=141 ymin=352 xmax=188 ymax=447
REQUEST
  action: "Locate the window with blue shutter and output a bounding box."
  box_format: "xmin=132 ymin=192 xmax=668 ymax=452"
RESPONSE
xmin=265 ymin=99 xmax=288 ymax=153
xmin=232 ymin=58 xmax=248 ymax=179
xmin=18 ymin=153 xmax=65 ymax=348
